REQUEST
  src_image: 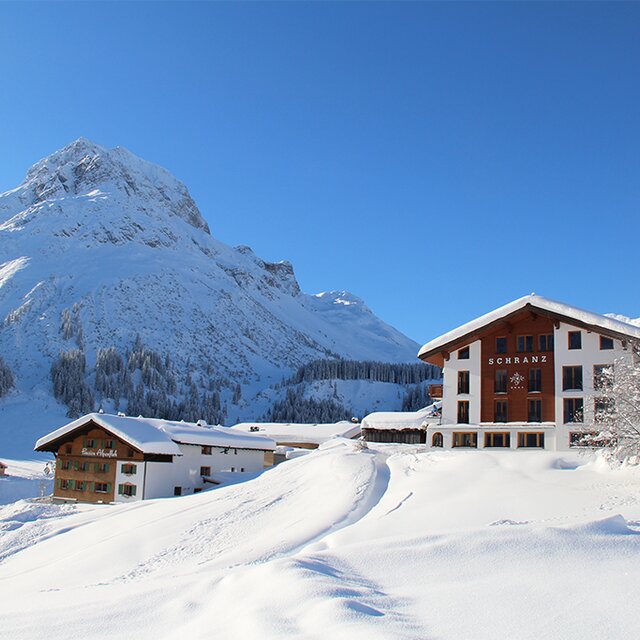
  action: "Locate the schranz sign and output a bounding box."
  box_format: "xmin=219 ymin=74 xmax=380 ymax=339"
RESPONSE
xmin=488 ymin=355 xmax=547 ymax=365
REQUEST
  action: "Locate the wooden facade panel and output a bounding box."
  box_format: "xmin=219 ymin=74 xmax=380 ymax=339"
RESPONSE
xmin=480 ymin=312 xmax=556 ymax=423
xmin=53 ymin=423 xmax=144 ymax=503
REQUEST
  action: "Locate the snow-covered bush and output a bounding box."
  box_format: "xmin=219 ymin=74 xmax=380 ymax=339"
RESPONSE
xmin=586 ymin=351 xmax=640 ymax=464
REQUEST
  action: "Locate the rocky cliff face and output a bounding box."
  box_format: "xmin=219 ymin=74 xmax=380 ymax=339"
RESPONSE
xmin=0 ymin=138 xmax=420 ymax=452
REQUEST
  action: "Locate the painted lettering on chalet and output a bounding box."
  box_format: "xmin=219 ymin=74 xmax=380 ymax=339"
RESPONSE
xmin=487 ymin=355 xmax=547 ymax=365
xmin=81 ymin=448 xmax=118 ymax=458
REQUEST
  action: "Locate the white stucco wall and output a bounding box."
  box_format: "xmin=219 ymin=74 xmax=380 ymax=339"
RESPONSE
xmin=441 ymin=339 xmax=481 ymax=426
xmin=139 ymin=444 xmax=268 ymax=499
xmin=114 ymin=461 xmax=145 ymax=503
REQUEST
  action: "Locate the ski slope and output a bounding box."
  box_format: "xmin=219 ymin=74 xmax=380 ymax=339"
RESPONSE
xmin=1 ymin=442 xmax=639 ymax=639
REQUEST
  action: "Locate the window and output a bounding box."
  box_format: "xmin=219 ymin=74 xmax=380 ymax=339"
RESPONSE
xmin=457 ymin=370 xmax=470 ymax=394
xmin=528 ymin=368 xmax=541 ymax=392
xmin=564 ymin=398 xmax=584 ymax=423
xmin=231 ymin=467 xmax=236 ymax=472
xmin=85 ymin=438 xmax=96 ymax=448
xmin=539 ymin=334 xmax=554 ymax=352
xmin=200 ymin=466 xmax=211 ymax=477
xmin=458 ymin=346 xmax=470 ymax=360
xmin=240 ymin=467 xmax=245 ymax=472
xmin=495 ymin=337 xmax=507 ymax=354
xmin=431 ymin=432 xmax=443 ymax=448
xmin=593 ymin=364 xmax=613 ymax=390
xmin=457 ymin=401 xmax=470 ymax=424
xmin=127 ymin=448 xmax=135 ymax=457
xmin=78 ymin=462 xmax=89 ymax=472
xmin=594 ymin=397 xmax=614 ymax=423
xmin=61 ymin=459 xmax=73 ymax=470
xmin=118 ymin=483 xmax=136 ymax=497
xmin=600 ymin=336 xmax=614 ymax=350
xmin=174 ymin=486 xmax=182 ymax=496
xmin=528 ymin=399 xmax=542 ymax=423
xmin=452 ymin=432 xmax=477 ymax=448
xmin=494 ymin=400 xmax=508 ymax=423
xmin=95 ymin=482 xmax=109 ymax=493
xmin=60 ymin=479 xmax=74 ymax=490
xmin=202 ymin=446 xmax=212 ymax=455
xmin=562 ymin=366 xmax=583 ymax=391
xmin=65 ymin=444 xmax=72 ymax=454
xmin=74 ymin=481 xmax=85 ymax=491
xmin=495 ymin=369 xmax=508 ymax=393
xmin=516 ymin=335 xmax=534 ymax=353
xmin=568 ymin=331 xmax=582 ymax=350
xmin=121 ymin=463 xmax=136 ymax=475
xmin=95 ymin=463 xmax=109 ymax=473
xmin=484 ymin=432 xmax=510 ymax=448
xmin=104 ymin=439 xmax=115 ymax=449
xmin=518 ymin=432 xmax=545 ymax=448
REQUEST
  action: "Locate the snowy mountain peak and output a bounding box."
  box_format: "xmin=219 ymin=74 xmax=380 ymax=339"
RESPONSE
xmin=3 ymin=138 xmax=210 ymax=234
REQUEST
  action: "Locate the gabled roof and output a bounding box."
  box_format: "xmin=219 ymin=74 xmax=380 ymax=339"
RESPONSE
xmin=418 ymin=294 xmax=640 ymax=362
xmin=35 ymin=413 xmax=276 ymax=454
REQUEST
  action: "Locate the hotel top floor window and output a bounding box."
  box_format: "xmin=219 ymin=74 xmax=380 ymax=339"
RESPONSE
xmin=539 ymin=334 xmax=554 ymax=352
xmin=600 ymin=336 xmax=614 ymax=350
xmin=517 ymin=335 xmax=534 ymax=353
xmin=458 ymin=346 xmax=470 ymax=360
xmin=495 ymin=337 xmax=507 ymax=354
xmin=568 ymin=331 xmax=582 ymax=350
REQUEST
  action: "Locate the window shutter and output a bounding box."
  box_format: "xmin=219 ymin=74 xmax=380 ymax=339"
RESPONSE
xmin=73 ymin=461 xmax=78 ymax=471
xmin=89 ymin=482 xmax=94 ymax=492
xmin=118 ymin=484 xmax=123 ymax=495
xmin=132 ymin=465 xmax=136 ymax=475
xmin=56 ymin=478 xmax=61 ymax=489
xmin=132 ymin=485 xmax=137 ymax=496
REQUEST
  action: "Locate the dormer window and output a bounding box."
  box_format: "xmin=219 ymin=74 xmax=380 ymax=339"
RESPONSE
xmin=458 ymin=346 xmax=470 ymax=360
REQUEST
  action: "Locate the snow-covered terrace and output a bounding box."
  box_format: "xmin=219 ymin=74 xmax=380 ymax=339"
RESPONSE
xmin=230 ymin=420 xmax=361 ymax=445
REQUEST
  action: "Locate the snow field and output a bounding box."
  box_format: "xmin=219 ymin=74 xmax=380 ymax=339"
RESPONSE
xmin=0 ymin=442 xmax=639 ymax=639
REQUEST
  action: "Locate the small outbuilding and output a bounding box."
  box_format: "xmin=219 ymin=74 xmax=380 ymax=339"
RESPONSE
xmin=360 ymin=403 xmax=442 ymax=444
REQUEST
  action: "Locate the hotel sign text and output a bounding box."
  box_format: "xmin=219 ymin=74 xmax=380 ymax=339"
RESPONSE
xmin=488 ymin=355 xmax=547 ymax=365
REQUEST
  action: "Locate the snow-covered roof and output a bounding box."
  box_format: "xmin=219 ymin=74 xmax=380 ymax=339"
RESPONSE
xmin=35 ymin=413 xmax=276 ymax=454
xmin=230 ymin=420 xmax=361 ymax=445
xmin=361 ymin=403 xmax=441 ymax=431
xmin=419 ymin=294 xmax=640 ymax=359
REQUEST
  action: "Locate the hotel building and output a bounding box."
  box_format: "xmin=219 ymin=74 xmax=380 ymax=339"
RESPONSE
xmin=416 ymin=295 xmax=640 ymax=451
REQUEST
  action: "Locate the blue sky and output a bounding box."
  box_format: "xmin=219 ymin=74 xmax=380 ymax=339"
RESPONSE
xmin=1 ymin=2 xmax=638 ymax=344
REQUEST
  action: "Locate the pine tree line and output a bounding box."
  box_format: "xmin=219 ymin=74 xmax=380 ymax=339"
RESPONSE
xmin=264 ymin=386 xmax=353 ymax=423
xmin=0 ymin=356 xmax=15 ymax=397
xmin=51 ymin=338 xmax=227 ymax=423
xmin=401 ymin=383 xmax=432 ymax=412
xmin=285 ymin=359 xmax=441 ymax=386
